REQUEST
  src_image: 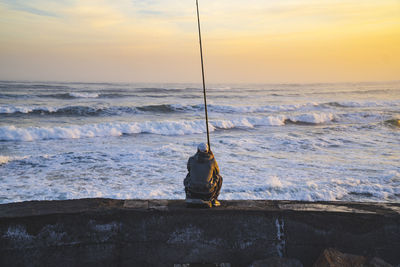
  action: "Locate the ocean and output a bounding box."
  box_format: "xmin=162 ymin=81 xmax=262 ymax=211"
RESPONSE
xmin=0 ymin=80 xmax=399 ymax=204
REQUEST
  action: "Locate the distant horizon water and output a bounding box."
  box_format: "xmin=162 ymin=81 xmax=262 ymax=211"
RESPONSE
xmin=1 ymin=79 xmax=400 ymax=86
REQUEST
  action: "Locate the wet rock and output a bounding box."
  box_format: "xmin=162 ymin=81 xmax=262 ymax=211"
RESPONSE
xmin=250 ymin=257 xmax=303 ymax=267
xmin=313 ymin=248 xmax=367 ymax=267
xmin=367 ymin=257 xmax=393 ymax=267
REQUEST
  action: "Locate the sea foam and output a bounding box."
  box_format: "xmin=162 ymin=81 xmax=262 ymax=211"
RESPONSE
xmin=0 ymin=106 xmax=57 ymax=114
xmin=0 ymin=155 xmax=29 ymax=165
xmin=68 ymin=92 xmax=99 ymax=98
xmin=0 ymin=121 xmax=208 ymax=141
xmin=0 ymin=113 xmax=335 ymax=142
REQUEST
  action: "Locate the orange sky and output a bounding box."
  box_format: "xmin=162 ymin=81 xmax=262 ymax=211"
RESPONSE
xmin=0 ymin=0 xmax=399 ymax=83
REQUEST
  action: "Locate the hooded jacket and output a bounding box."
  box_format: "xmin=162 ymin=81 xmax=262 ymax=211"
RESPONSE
xmin=185 ymin=151 xmax=220 ymax=193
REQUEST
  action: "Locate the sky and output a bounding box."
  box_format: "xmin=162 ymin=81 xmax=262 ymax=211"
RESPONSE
xmin=0 ymin=0 xmax=399 ymax=83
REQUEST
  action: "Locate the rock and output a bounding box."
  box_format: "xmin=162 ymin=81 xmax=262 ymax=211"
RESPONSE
xmin=313 ymin=248 xmax=367 ymax=267
xmin=250 ymin=257 xmax=303 ymax=267
xmin=367 ymin=257 xmax=393 ymax=267
xmin=313 ymin=248 xmax=394 ymax=267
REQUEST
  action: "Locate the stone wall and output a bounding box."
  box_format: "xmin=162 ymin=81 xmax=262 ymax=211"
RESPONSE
xmin=0 ymin=199 xmax=399 ymax=266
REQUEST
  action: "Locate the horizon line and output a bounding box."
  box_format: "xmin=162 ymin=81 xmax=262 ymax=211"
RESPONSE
xmin=1 ymin=79 xmax=399 ymax=86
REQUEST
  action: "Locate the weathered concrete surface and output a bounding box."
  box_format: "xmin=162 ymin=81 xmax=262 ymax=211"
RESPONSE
xmin=0 ymin=199 xmax=399 ymax=267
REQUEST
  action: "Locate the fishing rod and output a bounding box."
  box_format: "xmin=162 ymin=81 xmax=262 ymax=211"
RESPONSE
xmin=196 ymin=0 xmax=211 ymax=151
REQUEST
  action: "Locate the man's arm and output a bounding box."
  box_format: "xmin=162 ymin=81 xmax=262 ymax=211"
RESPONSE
xmin=184 ymin=157 xmax=192 ymax=187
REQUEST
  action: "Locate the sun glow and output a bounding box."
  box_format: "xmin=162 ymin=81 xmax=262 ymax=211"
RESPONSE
xmin=0 ymin=0 xmax=399 ymax=83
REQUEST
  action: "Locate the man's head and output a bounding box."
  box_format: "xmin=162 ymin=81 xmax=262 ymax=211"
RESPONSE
xmin=197 ymin=142 xmax=209 ymax=153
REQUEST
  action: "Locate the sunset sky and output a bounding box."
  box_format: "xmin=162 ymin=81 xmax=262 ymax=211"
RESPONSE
xmin=0 ymin=0 xmax=399 ymax=83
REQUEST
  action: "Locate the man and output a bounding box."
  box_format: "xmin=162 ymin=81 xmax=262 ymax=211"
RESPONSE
xmin=184 ymin=143 xmax=222 ymax=207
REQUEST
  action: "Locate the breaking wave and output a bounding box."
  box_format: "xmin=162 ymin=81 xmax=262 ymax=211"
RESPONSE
xmin=322 ymin=100 xmax=400 ymax=108
xmin=2 ymin=100 xmax=374 ymax=117
xmin=0 ymin=155 xmax=11 ymax=165
xmin=0 ymin=103 xmax=322 ymax=116
xmin=0 ymin=104 xmax=194 ymax=116
xmin=0 ymin=106 xmax=136 ymax=116
xmin=135 ymin=87 xmax=188 ymax=93
xmin=0 ymin=92 xmax=125 ymax=99
xmin=69 ymin=92 xmax=99 ymax=98
xmin=0 ymin=155 xmax=29 ymax=165
xmin=0 ymin=113 xmax=335 ymax=141
xmin=3 ymin=99 xmax=398 ymax=118
xmin=40 ymin=92 xmax=99 ymax=99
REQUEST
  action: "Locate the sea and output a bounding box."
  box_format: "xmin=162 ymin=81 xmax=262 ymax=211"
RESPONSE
xmin=0 ymin=80 xmax=399 ymax=204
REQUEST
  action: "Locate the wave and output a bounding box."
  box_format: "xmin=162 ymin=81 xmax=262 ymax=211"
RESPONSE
xmin=0 ymin=101 xmax=358 ymax=116
xmin=285 ymin=113 xmax=335 ymax=124
xmin=0 ymin=106 xmax=129 ymax=116
xmin=0 ymin=105 xmax=191 ymax=116
xmin=0 ymin=155 xmax=29 ymax=165
xmin=0 ymin=121 xmax=208 ymax=141
xmin=0 ymin=103 xmax=318 ymax=116
xmin=69 ymin=92 xmax=99 ymax=98
xmin=2 ymin=100 xmax=398 ymax=118
xmin=0 ymin=155 xmax=11 ymax=165
xmin=0 ymin=106 xmax=51 ymax=114
xmin=134 ymin=100 xmax=399 ymax=113
xmin=1 ymin=92 xmax=108 ymax=100
xmin=0 ymin=83 xmax=70 ymax=90
xmin=1 ymin=92 xmax=145 ymax=100
xmin=314 ymin=88 xmax=400 ymax=96
xmin=208 ymin=103 xmax=320 ymax=113
xmin=40 ymin=92 xmax=99 ymax=99
xmin=136 ymin=104 xmax=189 ymax=113
xmin=0 ymin=113 xmax=335 ymax=141
xmin=0 ymin=93 xmax=30 ymax=99
xmin=321 ymin=100 xmax=400 ymax=108
xmin=135 ymin=87 xmax=188 ymax=93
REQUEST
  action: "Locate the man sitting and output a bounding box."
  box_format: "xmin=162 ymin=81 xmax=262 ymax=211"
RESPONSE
xmin=184 ymin=143 xmax=222 ymax=207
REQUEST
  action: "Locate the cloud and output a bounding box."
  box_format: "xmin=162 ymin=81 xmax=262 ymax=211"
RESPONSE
xmin=0 ymin=0 xmax=399 ymax=83
xmin=1 ymin=0 xmax=60 ymax=17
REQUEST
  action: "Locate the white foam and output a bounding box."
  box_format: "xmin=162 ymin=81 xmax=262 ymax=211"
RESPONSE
xmin=3 ymin=100 xmax=397 ymax=116
xmin=0 ymin=155 xmax=29 ymax=165
xmin=0 ymin=106 xmax=56 ymax=114
xmin=0 ymin=156 xmax=10 ymax=165
xmin=208 ymin=103 xmax=319 ymax=113
xmin=289 ymin=113 xmax=335 ymax=124
xmin=268 ymin=176 xmax=283 ymax=189
xmin=0 ymin=120 xmax=210 ymax=141
xmin=213 ymin=116 xmax=286 ymax=129
xmin=0 ymin=112 xmax=336 ymax=142
xmin=0 ymin=118 xmax=262 ymax=141
xmin=69 ymin=92 xmax=99 ymax=98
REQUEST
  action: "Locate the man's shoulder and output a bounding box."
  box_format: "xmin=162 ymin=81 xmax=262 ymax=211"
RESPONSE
xmin=188 ymin=154 xmax=196 ymax=162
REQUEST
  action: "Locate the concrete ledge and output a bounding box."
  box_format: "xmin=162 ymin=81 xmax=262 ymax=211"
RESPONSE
xmin=1 ymin=199 xmax=399 ymax=266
